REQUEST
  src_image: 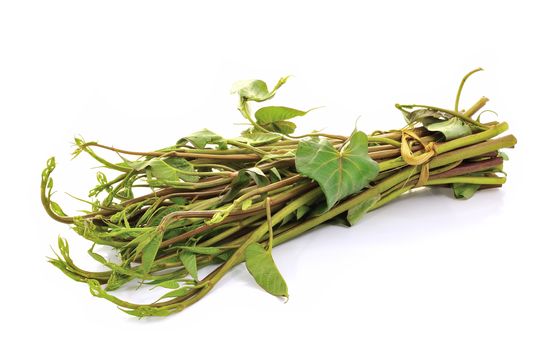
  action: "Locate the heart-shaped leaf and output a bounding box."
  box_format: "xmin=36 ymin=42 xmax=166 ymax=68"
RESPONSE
xmin=295 ymin=131 xmax=379 ymax=209
xmin=245 ymin=242 xmax=288 ymax=298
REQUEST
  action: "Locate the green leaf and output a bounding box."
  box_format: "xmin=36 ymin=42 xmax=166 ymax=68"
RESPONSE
xmin=180 ymin=250 xmax=198 ymax=280
xmin=157 ymin=286 xmax=193 ymax=301
xmin=346 ymin=194 xmax=381 ymax=226
xmin=242 ymin=199 xmax=252 ymax=210
xmin=151 ymin=280 xmax=180 ymax=290
xmin=262 ymin=120 xmax=297 ymax=134
xmin=126 ymin=158 xmax=198 ymax=183
xmin=220 ymin=168 xmax=269 ymax=203
xmin=402 ymin=108 xmax=473 ymax=141
xmin=148 ymin=205 xmax=184 ymax=226
xmin=498 ymin=151 xmax=509 ymax=161
xmin=105 ymin=271 xmax=132 ymax=291
xmin=452 ymin=183 xmax=481 ymax=199
xmin=269 ymin=167 xmax=282 ymax=181
xmin=281 ymin=212 xmax=295 ymax=226
xmin=245 ymin=243 xmax=288 ymax=297
xmin=245 ymin=242 xmax=288 ymax=298
xmin=403 ymin=108 xmax=446 ymax=125
xmin=149 ymin=159 xmax=179 ymax=182
xmin=88 ymin=279 xmax=132 ymax=306
xmin=50 ymin=201 xmax=67 ymax=216
xmin=295 ymin=131 xmax=379 ymax=209
xmin=426 ymin=118 xmax=472 ymax=140
xmin=296 ymin=205 xmax=311 ymax=220
xmin=255 ymin=106 xmax=312 ymax=124
xmin=239 ymin=128 xmax=282 ymax=145
xmin=231 ymin=76 xmax=289 ymax=102
xmin=170 ymin=196 xmax=188 ymax=205
xmin=177 ymin=129 xmax=226 ymax=149
xmin=164 ymin=157 xmax=199 ymax=182
xmin=215 ymin=250 xmax=234 ymax=262
xmin=141 ymin=231 xmax=163 ymax=274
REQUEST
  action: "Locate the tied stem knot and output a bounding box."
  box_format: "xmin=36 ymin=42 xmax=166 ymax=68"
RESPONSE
xmin=400 ymin=129 xmax=438 ymax=187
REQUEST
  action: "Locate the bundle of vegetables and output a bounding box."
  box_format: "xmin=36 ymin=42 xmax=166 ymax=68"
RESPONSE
xmin=42 ymin=69 xmax=516 ymax=317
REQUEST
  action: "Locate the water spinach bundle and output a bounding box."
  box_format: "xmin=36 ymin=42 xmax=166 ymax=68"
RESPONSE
xmin=42 ymin=69 xmax=516 ymax=317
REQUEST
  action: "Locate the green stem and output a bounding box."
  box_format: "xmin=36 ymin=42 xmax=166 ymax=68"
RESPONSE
xmin=368 ymin=136 xmax=402 ymax=147
xmin=426 ymin=176 xmax=505 ymax=186
xmin=455 ymin=68 xmax=483 ymax=112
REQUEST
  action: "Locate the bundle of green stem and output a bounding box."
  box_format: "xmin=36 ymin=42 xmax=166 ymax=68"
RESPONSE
xmin=42 ymin=69 xmax=516 ymax=317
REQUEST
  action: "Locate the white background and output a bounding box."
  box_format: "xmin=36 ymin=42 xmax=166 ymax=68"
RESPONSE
xmin=1 ymin=1 xmax=541 ymax=349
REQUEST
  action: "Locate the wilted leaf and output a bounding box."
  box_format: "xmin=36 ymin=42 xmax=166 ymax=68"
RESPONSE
xmin=402 ymin=108 xmax=473 ymax=141
xmin=426 ymin=118 xmax=472 ymax=140
xmin=177 ymin=129 xmax=226 ymax=149
xmin=231 ymin=76 xmax=289 ymax=102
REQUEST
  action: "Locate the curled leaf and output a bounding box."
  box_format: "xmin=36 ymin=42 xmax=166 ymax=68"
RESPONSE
xmin=426 ymin=118 xmax=472 ymax=140
xmin=231 ymin=76 xmax=289 ymax=102
xmin=452 ymin=183 xmax=481 ymax=199
xmin=177 ymin=129 xmax=226 ymax=149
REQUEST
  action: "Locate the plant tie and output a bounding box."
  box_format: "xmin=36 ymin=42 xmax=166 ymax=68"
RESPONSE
xmin=400 ymin=129 xmax=438 ymax=187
